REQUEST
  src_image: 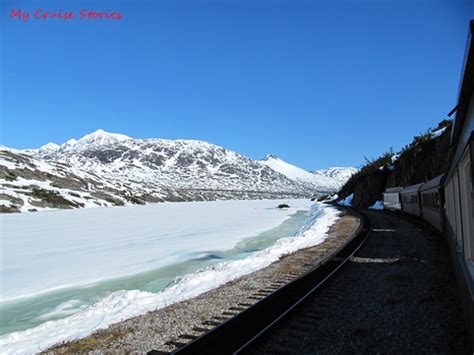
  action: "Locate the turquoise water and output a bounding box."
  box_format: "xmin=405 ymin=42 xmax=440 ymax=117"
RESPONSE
xmin=0 ymin=210 xmax=309 ymax=336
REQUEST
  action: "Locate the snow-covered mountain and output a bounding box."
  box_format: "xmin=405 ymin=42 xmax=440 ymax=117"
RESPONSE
xmin=259 ymin=155 xmax=356 ymax=192
xmin=313 ymin=167 xmax=358 ymax=188
xmin=0 ymin=130 xmax=356 ymax=213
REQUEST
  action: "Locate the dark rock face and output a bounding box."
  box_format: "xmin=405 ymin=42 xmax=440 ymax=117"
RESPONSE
xmin=351 ymin=170 xmax=390 ymax=208
xmin=176 ymin=153 xmax=195 ymax=167
xmin=145 ymin=153 xmax=166 ymax=167
xmin=387 ymin=130 xmax=451 ymax=188
xmin=83 ymin=149 xmax=123 ymax=163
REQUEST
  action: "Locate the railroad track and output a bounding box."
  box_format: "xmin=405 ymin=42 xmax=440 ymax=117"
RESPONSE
xmin=148 ymin=208 xmax=371 ymax=355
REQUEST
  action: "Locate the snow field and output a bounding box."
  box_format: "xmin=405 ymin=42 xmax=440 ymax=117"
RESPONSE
xmin=0 ymin=200 xmax=339 ymax=354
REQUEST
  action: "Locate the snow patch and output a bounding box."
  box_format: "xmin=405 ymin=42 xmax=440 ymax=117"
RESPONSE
xmin=338 ymin=193 xmax=353 ymax=206
xmin=369 ymin=201 xmax=384 ymax=210
xmin=430 ymin=127 xmax=447 ymax=139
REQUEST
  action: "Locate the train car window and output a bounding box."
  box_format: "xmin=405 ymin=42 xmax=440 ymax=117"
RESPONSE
xmin=422 ymin=192 xmax=440 ymax=210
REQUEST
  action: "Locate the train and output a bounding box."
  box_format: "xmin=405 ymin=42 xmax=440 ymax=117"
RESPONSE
xmin=383 ymin=19 xmax=474 ymax=347
xmin=382 ymin=174 xmax=445 ymax=232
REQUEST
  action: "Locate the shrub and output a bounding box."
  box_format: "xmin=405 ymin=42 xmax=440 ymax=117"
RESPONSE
xmin=105 ymin=197 xmax=125 ymax=206
xmin=31 ymin=188 xmax=79 ymax=208
xmin=127 ymin=195 xmax=145 ymax=205
xmin=0 ymin=205 xmax=20 ymax=213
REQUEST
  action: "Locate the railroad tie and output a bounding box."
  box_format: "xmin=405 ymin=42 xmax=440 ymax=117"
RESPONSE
xmin=229 ymin=306 xmax=247 ymax=311
xmin=270 ymin=283 xmax=283 ymax=288
xmin=164 ymin=340 xmax=187 ymax=348
xmin=192 ymin=326 xmax=210 ymax=332
xmin=178 ymin=333 xmax=199 ymax=341
xmin=262 ymin=287 xmax=277 ymax=292
xmin=222 ymin=311 xmax=237 ymax=317
xmin=238 ymin=302 xmax=254 ymax=307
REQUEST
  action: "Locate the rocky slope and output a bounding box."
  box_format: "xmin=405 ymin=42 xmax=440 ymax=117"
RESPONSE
xmin=337 ymin=120 xmax=452 ymax=208
xmin=0 ymin=148 xmax=127 ymax=213
xmin=0 ymin=130 xmax=356 ymax=213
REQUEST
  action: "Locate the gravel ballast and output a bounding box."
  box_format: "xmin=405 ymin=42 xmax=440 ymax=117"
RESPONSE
xmin=248 ymin=210 xmax=469 ymax=354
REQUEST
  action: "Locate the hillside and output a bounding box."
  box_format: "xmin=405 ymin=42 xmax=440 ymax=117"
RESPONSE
xmin=337 ymin=119 xmax=453 ymax=208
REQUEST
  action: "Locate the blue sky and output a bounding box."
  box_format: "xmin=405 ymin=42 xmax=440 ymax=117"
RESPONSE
xmin=1 ymin=0 xmax=473 ymax=170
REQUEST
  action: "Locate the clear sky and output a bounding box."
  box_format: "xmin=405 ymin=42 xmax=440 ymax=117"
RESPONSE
xmin=1 ymin=0 xmax=473 ymax=170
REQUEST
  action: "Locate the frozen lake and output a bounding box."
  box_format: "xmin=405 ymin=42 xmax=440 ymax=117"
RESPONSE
xmin=0 ymin=199 xmax=339 ymax=354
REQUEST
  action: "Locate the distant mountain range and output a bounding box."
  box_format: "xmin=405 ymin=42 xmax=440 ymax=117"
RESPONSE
xmin=0 ymin=130 xmax=356 ymax=213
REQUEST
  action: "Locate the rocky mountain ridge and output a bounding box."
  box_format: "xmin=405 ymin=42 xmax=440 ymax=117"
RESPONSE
xmin=0 ymin=130 xmax=356 ymax=213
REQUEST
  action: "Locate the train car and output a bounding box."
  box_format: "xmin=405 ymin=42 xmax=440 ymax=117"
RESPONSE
xmin=443 ymin=20 xmax=474 ymax=346
xmin=382 ymin=186 xmax=403 ymax=210
xmin=400 ymin=183 xmax=424 ymax=217
xmin=419 ymin=174 xmax=445 ymax=232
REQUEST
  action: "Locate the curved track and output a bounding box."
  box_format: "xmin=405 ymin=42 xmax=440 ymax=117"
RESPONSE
xmin=245 ymin=210 xmax=469 ymax=354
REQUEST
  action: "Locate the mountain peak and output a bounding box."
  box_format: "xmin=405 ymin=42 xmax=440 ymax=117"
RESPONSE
xmin=57 ymin=129 xmax=133 ymax=152
xmin=264 ymin=154 xmax=279 ymax=160
xmin=79 ymin=129 xmax=132 ymax=143
xmin=39 ymin=142 xmax=60 ymax=152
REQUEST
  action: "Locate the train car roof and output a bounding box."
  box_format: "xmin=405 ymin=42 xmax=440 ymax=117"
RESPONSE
xmin=420 ymin=174 xmax=445 ymax=192
xmin=446 ymin=20 xmax=474 ymax=184
xmin=450 ymin=20 xmax=474 ymax=148
xmin=400 ymin=183 xmax=424 ymax=194
xmin=384 ymin=186 xmax=404 ymax=193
